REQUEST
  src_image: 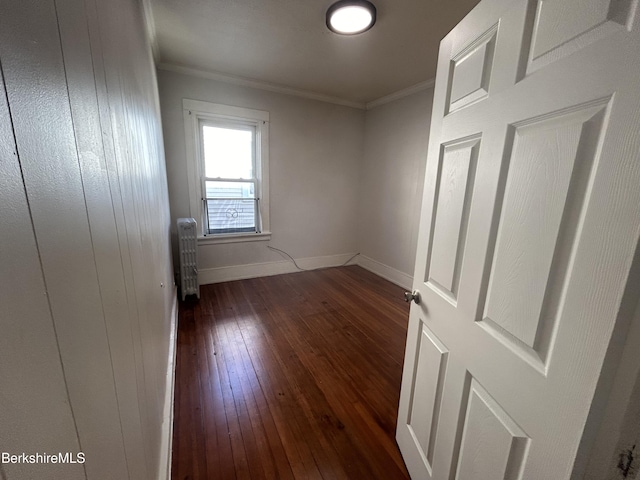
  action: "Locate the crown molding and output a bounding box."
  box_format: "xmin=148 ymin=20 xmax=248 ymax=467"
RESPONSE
xmin=157 ymin=62 xmax=436 ymax=111
xmin=365 ymin=78 xmax=435 ymax=110
xmin=157 ymin=63 xmax=367 ymax=110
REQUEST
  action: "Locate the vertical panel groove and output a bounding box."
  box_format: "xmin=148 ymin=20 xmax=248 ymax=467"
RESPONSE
xmin=85 ymin=0 xmax=155 ymax=474
xmin=0 ymin=55 xmax=87 ymax=474
xmin=52 ymin=1 xmax=130 ymax=475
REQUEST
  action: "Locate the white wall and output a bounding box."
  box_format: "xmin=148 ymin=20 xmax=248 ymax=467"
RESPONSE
xmin=0 ymin=0 xmax=175 ymax=479
xmin=357 ymin=89 xmax=433 ymax=287
xmin=158 ymin=69 xmax=364 ymax=281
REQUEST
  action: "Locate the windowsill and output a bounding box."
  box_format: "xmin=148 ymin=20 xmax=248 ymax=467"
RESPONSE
xmin=197 ymin=231 xmax=272 ymax=245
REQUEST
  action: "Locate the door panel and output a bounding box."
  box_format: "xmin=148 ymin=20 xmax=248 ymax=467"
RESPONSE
xmin=397 ymin=0 xmax=640 ymax=478
xmin=453 ymin=378 xmax=529 ymax=480
xmin=481 ymin=101 xmax=608 ymax=366
xmin=406 ymin=324 xmax=449 ymax=474
xmin=526 ymin=0 xmax=635 ymax=73
xmin=448 ymin=26 xmax=497 ymax=113
xmin=427 ymin=136 xmax=480 ymax=303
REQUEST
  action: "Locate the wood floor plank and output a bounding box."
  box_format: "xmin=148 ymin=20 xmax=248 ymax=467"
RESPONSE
xmin=207 ymin=289 xmax=253 ymax=480
xmin=270 ymin=308 xmax=407 ymax=480
xmin=182 ymin=306 xmax=208 ymax=479
xmin=247 ymin=279 xmax=372 ymax=479
xmin=196 ymin=307 xmax=234 ymax=479
xmin=244 ymin=279 xmax=344 ymax=479
xmin=172 ymin=265 xmax=411 ymax=480
xmin=213 ymin=283 xmax=324 ymax=480
xmin=230 ymin=280 xmax=336 ymax=480
xmin=218 ymin=283 xmax=285 ymax=480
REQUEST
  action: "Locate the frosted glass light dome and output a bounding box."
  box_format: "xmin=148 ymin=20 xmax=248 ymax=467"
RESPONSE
xmin=326 ymin=1 xmax=377 ymax=35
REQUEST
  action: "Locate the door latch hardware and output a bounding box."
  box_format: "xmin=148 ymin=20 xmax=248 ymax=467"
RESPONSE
xmin=404 ymin=290 xmax=421 ymax=305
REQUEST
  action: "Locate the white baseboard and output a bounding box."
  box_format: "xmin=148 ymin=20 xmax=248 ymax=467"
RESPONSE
xmin=158 ymin=286 xmax=178 ymax=480
xmin=198 ymin=253 xmax=359 ymax=285
xmin=356 ymin=255 xmax=413 ymax=290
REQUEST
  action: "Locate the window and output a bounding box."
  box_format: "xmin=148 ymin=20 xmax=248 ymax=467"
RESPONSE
xmin=183 ymin=100 xmax=270 ymax=243
xmin=202 ymin=122 xmax=257 ymax=234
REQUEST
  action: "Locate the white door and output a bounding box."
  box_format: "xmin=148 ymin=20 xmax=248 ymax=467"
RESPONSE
xmin=396 ymin=0 xmax=640 ymax=478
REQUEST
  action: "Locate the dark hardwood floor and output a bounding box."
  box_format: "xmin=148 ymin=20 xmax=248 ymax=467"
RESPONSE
xmin=172 ymin=265 xmax=411 ymax=479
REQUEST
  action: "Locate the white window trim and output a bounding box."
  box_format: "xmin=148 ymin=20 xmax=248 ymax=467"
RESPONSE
xmin=183 ymin=99 xmax=271 ymax=243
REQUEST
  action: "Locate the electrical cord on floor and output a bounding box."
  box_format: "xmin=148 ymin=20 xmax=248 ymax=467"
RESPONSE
xmin=267 ymin=245 xmax=360 ymax=272
xmin=338 ymin=252 xmax=361 ymax=266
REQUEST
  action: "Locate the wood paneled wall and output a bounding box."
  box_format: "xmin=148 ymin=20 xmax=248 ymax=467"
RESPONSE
xmin=0 ymin=1 xmax=175 ymax=479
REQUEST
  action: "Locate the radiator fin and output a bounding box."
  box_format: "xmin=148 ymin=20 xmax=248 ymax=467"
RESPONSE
xmin=177 ymin=218 xmax=200 ymax=301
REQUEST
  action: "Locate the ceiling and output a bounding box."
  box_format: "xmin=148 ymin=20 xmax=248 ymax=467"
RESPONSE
xmin=149 ymin=0 xmax=480 ymax=105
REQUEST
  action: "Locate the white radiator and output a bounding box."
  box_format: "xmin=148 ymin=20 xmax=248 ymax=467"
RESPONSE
xmin=177 ymin=218 xmax=199 ymax=301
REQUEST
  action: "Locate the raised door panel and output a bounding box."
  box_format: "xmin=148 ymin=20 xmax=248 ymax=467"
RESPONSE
xmin=405 ymin=324 xmax=449 ymax=474
xmin=526 ymin=0 xmax=635 ymax=73
xmin=454 ymin=379 xmax=529 ymax=480
xmin=448 ymin=26 xmax=497 ymax=113
xmin=480 ymin=101 xmax=607 ymax=369
xmin=427 ymin=137 xmax=480 ymax=303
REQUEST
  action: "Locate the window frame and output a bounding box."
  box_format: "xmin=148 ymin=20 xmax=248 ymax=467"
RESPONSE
xmin=183 ymin=99 xmax=270 ymax=244
xmin=200 ymin=120 xmax=258 ymax=235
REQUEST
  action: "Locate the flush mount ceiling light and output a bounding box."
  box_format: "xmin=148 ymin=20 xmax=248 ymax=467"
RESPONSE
xmin=326 ymin=0 xmax=377 ymax=35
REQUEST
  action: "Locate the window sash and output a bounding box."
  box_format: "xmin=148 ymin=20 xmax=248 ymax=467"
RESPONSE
xmin=199 ymin=121 xmax=261 ymax=235
xmin=203 ymin=197 xmax=260 ymax=235
xmin=202 ymin=178 xmax=260 ymax=234
xmin=200 ymin=120 xmax=255 ymax=180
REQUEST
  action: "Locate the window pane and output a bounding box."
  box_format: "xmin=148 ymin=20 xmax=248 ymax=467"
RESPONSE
xmin=202 ymin=125 xmax=253 ymax=179
xmin=206 ymin=198 xmax=256 ymax=234
xmin=205 ymin=181 xmax=255 ymax=199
